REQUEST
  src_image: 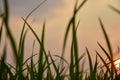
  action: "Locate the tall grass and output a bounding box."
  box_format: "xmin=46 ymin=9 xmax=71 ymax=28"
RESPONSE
xmin=0 ymin=0 xmax=120 ymax=80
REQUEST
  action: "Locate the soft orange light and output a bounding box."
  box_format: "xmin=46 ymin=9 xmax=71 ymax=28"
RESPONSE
xmin=114 ymin=59 xmax=120 ymax=69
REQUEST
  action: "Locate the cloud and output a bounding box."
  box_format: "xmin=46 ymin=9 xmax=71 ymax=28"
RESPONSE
xmin=9 ymin=0 xmax=64 ymax=17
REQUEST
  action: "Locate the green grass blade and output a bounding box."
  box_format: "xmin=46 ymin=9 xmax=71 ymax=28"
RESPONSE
xmin=0 ymin=43 xmax=14 ymax=80
xmin=109 ymin=5 xmax=120 ymax=14
xmin=3 ymin=0 xmax=18 ymax=65
xmin=22 ymin=18 xmax=47 ymax=53
xmin=37 ymin=22 xmax=45 ymax=80
xmin=70 ymin=41 xmax=75 ymax=80
xmin=54 ymin=55 xmax=69 ymax=67
xmin=97 ymin=42 xmax=111 ymax=61
xmin=93 ymin=55 xmax=98 ymax=79
xmin=98 ymin=18 xmax=112 ymax=58
xmin=49 ymin=52 xmax=61 ymax=80
xmin=99 ymin=18 xmax=118 ymax=78
xmin=62 ymin=18 xmax=72 ymax=56
xmin=96 ymin=51 xmax=111 ymax=75
xmin=18 ymin=29 xmax=28 ymax=66
xmin=73 ymin=52 xmax=85 ymax=68
xmin=62 ymin=0 xmax=87 ymax=57
xmin=86 ymin=48 xmax=93 ymax=78
xmin=0 ymin=19 xmax=4 ymax=42
xmin=18 ymin=0 xmax=47 ymax=55
xmin=76 ymin=0 xmax=87 ymax=13
xmin=43 ymin=52 xmax=52 ymax=76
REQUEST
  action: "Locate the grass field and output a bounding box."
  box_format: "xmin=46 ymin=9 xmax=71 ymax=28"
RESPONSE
xmin=0 ymin=0 xmax=120 ymax=80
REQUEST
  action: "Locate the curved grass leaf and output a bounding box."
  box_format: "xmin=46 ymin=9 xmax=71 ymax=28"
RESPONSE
xmin=98 ymin=18 xmax=112 ymax=57
xmin=62 ymin=0 xmax=87 ymax=57
xmin=37 ymin=22 xmax=45 ymax=80
xmin=86 ymin=48 xmax=93 ymax=74
xmin=97 ymin=42 xmax=111 ymax=61
xmin=96 ymin=51 xmax=111 ymax=76
xmin=49 ymin=52 xmax=61 ymax=80
xmin=3 ymin=0 xmax=18 ymax=65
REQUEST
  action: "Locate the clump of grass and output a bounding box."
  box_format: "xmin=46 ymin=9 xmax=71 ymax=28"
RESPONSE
xmin=0 ymin=0 xmax=120 ymax=80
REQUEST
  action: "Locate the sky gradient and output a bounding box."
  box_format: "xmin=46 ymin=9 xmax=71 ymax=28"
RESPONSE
xmin=0 ymin=0 xmax=120 ymax=64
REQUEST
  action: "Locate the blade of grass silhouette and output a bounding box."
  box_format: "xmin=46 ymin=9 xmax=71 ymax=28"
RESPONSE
xmin=97 ymin=42 xmax=118 ymax=75
xmin=62 ymin=1 xmax=87 ymax=79
xmin=99 ymin=18 xmax=118 ymax=79
xmin=86 ymin=47 xmax=95 ymax=79
xmin=16 ymin=29 xmax=28 ymax=80
xmin=0 ymin=42 xmax=14 ymax=80
xmin=23 ymin=53 xmax=38 ymax=66
xmin=18 ymin=0 xmax=47 ymax=67
xmin=3 ymin=0 xmax=18 ymax=65
xmin=17 ymin=29 xmax=28 ymax=74
xmin=99 ymin=18 xmax=112 ymax=57
xmin=97 ymin=42 xmax=111 ymax=61
xmin=70 ymin=40 xmax=75 ymax=80
xmin=22 ymin=18 xmax=47 ymax=56
xmin=76 ymin=0 xmax=87 ymax=13
xmin=19 ymin=29 xmax=28 ymax=65
xmin=62 ymin=0 xmax=87 ymax=57
xmin=72 ymin=18 xmax=79 ymax=80
xmin=22 ymin=18 xmax=53 ymax=79
xmin=93 ymin=55 xmax=98 ymax=78
xmin=28 ymin=43 xmax=36 ymax=80
xmin=0 ymin=19 xmax=3 ymax=42
xmin=54 ymin=55 xmax=69 ymax=75
xmin=37 ymin=21 xmax=45 ymax=80
xmin=108 ymin=5 xmax=120 ymax=14
xmin=43 ymin=53 xmax=53 ymax=78
xmin=86 ymin=48 xmax=93 ymax=74
xmin=73 ymin=52 xmax=85 ymax=68
xmin=96 ymin=51 xmax=112 ymax=76
xmin=54 ymin=55 xmax=69 ymax=66
xmin=49 ymin=52 xmax=61 ymax=80
xmin=18 ymin=0 xmax=47 ymax=58
xmin=18 ymin=2 xmax=47 ymax=72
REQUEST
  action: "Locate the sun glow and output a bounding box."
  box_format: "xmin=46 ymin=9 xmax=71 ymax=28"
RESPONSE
xmin=114 ymin=59 xmax=120 ymax=69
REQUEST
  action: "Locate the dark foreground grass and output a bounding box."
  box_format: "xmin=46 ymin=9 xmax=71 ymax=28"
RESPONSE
xmin=0 ymin=0 xmax=120 ymax=80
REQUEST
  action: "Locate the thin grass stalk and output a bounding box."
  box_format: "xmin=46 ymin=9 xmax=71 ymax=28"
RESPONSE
xmin=37 ymin=22 xmax=45 ymax=80
xmin=3 ymin=0 xmax=18 ymax=66
xmin=22 ymin=18 xmax=47 ymax=55
xmin=70 ymin=41 xmax=75 ymax=80
xmin=109 ymin=5 xmax=120 ymax=14
xmin=18 ymin=0 xmax=47 ymax=55
xmin=17 ymin=29 xmax=28 ymax=80
xmin=86 ymin=48 xmax=94 ymax=79
xmin=99 ymin=18 xmax=118 ymax=79
xmin=63 ymin=1 xmax=87 ymax=79
xmin=62 ymin=0 xmax=87 ymax=57
xmin=49 ymin=52 xmax=61 ymax=80
xmin=0 ymin=19 xmax=4 ymax=42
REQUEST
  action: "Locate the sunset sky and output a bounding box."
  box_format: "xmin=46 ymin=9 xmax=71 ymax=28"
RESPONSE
xmin=0 ymin=0 xmax=120 ymax=63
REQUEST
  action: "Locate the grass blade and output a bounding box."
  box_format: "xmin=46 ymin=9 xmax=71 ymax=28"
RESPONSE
xmin=0 ymin=19 xmax=4 ymax=42
xmin=3 ymin=0 xmax=18 ymax=65
xmin=109 ymin=5 xmax=120 ymax=14
xmin=97 ymin=42 xmax=111 ymax=61
xmin=37 ymin=22 xmax=45 ymax=80
xmin=49 ymin=52 xmax=61 ymax=80
xmin=98 ymin=18 xmax=112 ymax=57
xmin=96 ymin=51 xmax=111 ymax=76
xmin=86 ymin=48 xmax=93 ymax=73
